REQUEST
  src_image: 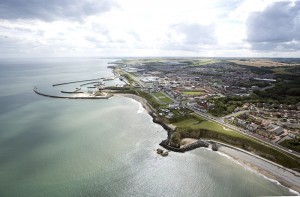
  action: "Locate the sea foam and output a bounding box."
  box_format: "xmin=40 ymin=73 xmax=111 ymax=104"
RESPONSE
xmin=215 ymin=150 xmax=300 ymax=196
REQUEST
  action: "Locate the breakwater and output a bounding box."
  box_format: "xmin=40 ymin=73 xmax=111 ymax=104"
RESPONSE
xmin=52 ymin=78 xmax=101 ymax=86
xmin=34 ymin=88 xmax=112 ymax=99
xmin=80 ymin=82 xmax=99 ymax=86
xmin=159 ymin=139 xmax=210 ymax=153
xmin=61 ymin=91 xmax=84 ymax=94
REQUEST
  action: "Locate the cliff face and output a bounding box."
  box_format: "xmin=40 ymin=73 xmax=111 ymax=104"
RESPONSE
xmin=167 ymin=127 xmax=248 ymax=151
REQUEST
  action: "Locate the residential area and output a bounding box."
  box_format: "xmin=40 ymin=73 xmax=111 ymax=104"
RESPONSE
xmin=111 ymin=58 xmax=300 ymax=154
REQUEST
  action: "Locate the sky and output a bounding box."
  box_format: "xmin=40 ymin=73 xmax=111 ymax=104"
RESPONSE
xmin=0 ymin=0 xmax=299 ymax=58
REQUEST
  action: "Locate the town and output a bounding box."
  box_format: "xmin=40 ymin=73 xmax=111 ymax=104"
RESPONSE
xmin=109 ymin=58 xmax=300 ymax=155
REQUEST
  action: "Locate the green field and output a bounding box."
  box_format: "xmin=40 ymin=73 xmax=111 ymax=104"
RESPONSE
xmin=189 ymin=59 xmax=221 ymax=66
xmin=183 ymin=91 xmax=205 ymax=96
xmin=173 ymin=114 xmax=246 ymax=139
xmin=153 ymin=92 xmax=174 ymax=104
xmin=170 ymin=113 xmax=300 ymax=170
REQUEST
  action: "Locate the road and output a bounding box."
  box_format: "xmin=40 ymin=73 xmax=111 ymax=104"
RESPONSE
xmin=188 ymin=106 xmax=300 ymax=158
xmin=122 ymin=73 xmax=300 ymax=159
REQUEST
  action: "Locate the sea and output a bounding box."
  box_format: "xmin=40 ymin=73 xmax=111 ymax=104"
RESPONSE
xmin=0 ymin=58 xmax=297 ymax=197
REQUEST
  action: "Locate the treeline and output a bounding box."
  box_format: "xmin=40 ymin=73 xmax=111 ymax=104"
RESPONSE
xmin=226 ymin=62 xmax=274 ymax=75
xmin=279 ymin=139 xmax=300 ymax=153
xmin=254 ymin=81 xmax=300 ymax=103
xmin=208 ymin=97 xmax=243 ymax=117
xmin=208 ymin=79 xmax=300 ymax=117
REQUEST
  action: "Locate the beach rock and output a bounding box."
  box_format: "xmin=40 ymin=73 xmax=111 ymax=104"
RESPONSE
xmin=157 ymin=148 xmax=163 ymax=154
xmin=212 ymin=143 xmax=219 ymax=151
xmin=161 ymin=151 xmax=169 ymax=157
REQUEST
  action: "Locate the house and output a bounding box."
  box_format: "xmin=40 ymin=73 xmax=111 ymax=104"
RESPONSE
xmin=166 ymin=112 xmax=174 ymax=119
xmin=246 ymin=123 xmax=259 ymax=132
xmin=235 ymin=118 xmax=247 ymax=128
xmin=272 ymin=126 xmax=284 ymax=136
xmin=168 ymin=103 xmax=180 ymax=109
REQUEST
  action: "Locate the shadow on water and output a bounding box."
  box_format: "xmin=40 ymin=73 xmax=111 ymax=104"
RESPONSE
xmin=0 ymin=91 xmax=43 ymax=114
xmin=0 ymin=121 xmax=66 ymax=184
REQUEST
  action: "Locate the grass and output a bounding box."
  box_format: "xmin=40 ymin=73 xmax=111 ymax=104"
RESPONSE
xmin=110 ymin=69 xmax=300 ymax=170
xmin=272 ymin=67 xmax=296 ymax=75
xmin=183 ymin=91 xmax=205 ymax=96
xmin=174 ymin=114 xmax=245 ymax=139
xmin=153 ymin=92 xmax=174 ymax=104
xmin=227 ymin=59 xmax=293 ymax=67
xmin=187 ymin=59 xmax=221 ymax=66
xmin=170 ymin=113 xmax=300 ymax=170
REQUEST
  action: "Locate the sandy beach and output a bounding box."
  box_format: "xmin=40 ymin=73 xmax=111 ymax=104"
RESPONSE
xmin=218 ymin=144 xmax=300 ymax=193
xmin=180 ymin=138 xmax=198 ymax=147
xmin=73 ymin=92 xmax=111 ymax=98
xmin=72 ymin=93 xmax=94 ymax=97
xmin=114 ymin=94 xmax=155 ymax=113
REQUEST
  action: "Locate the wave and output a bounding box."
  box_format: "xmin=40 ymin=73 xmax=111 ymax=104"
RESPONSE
xmin=215 ymin=150 xmax=300 ymax=195
xmin=137 ymin=102 xmax=145 ymax=113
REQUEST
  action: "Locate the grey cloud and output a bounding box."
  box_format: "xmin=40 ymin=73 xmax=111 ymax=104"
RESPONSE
xmin=251 ymin=41 xmax=300 ymax=51
xmin=0 ymin=0 xmax=117 ymax=22
xmin=247 ymin=1 xmax=300 ymax=50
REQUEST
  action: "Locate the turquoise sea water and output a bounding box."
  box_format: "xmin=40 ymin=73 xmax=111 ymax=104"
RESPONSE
xmin=0 ymin=58 xmax=296 ymax=196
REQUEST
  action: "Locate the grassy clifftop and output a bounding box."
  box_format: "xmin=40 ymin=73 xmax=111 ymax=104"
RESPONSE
xmin=169 ymin=114 xmax=300 ymax=171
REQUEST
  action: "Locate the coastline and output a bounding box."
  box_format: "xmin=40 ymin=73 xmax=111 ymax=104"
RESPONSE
xmin=115 ymin=93 xmax=300 ymax=194
xmin=218 ymin=144 xmax=300 ymax=194
xmin=114 ymin=93 xmax=155 ymax=114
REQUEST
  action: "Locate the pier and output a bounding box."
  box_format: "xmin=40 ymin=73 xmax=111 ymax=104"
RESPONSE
xmin=34 ymin=88 xmax=112 ymax=99
xmin=52 ymin=78 xmax=101 ymax=86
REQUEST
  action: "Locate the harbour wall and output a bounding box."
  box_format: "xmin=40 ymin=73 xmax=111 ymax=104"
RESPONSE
xmin=34 ymin=88 xmax=112 ymax=99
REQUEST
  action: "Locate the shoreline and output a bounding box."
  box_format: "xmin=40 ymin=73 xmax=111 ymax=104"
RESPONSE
xmin=114 ymin=93 xmax=155 ymax=114
xmin=217 ymin=143 xmax=300 ymax=194
xmin=115 ymin=93 xmax=300 ymax=194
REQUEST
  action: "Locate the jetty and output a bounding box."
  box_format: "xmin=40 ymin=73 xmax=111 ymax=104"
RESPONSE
xmin=80 ymin=82 xmax=99 ymax=87
xmin=34 ymin=87 xmax=112 ymax=99
xmin=52 ymin=78 xmax=101 ymax=86
xmin=60 ymin=91 xmax=84 ymax=94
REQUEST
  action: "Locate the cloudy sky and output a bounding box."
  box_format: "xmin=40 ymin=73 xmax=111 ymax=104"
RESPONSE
xmin=0 ymin=0 xmax=299 ymax=57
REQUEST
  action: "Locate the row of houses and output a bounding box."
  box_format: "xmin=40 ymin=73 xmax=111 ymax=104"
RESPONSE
xmin=233 ymin=116 xmax=284 ymax=136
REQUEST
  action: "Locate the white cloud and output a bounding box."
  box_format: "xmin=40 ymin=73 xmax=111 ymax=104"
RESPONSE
xmin=0 ymin=0 xmax=299 ymax=57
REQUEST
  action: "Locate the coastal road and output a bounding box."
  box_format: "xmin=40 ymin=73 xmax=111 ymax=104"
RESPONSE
xmin=121 ymin=70 xmax=145 ymax=88
xmin=187 ymin=107 xmax=300 ymax=158
xmin=117 ymin=68 xmax=299 ymax=159
xmin=160 ymin=90 xmax=298 ymax=158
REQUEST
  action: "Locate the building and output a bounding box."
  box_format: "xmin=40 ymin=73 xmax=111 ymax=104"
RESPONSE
xmin=272 ymin=126 xmax=284 ymax=136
